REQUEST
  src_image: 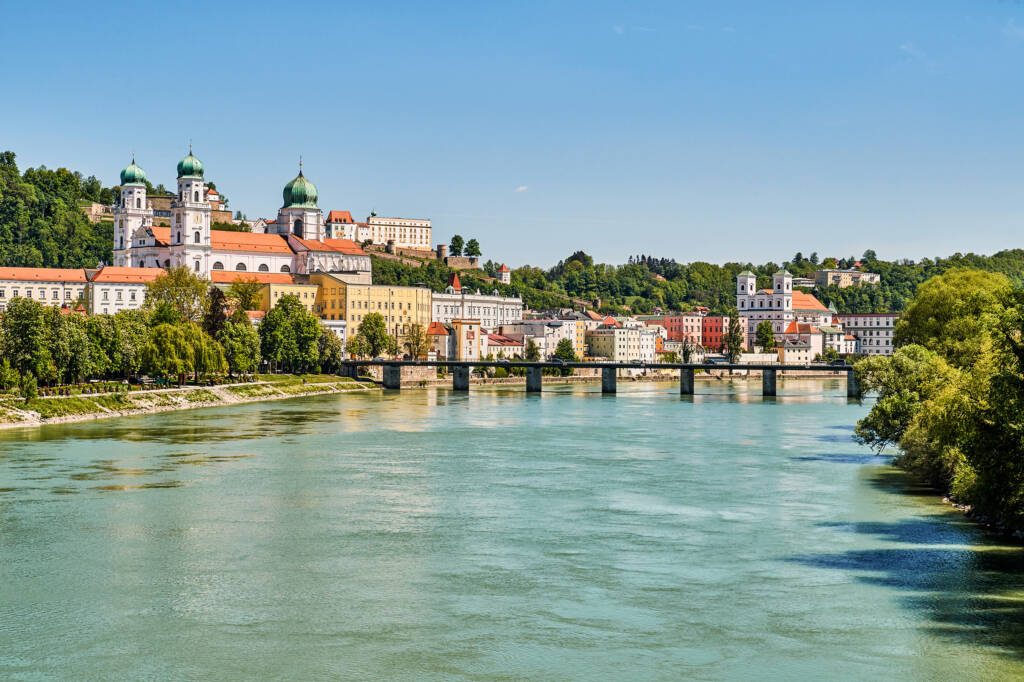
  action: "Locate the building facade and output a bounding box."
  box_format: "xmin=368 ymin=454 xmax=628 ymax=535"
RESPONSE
xmin=432 ymin=274 xmax=523 ymax=331
xmin=0 ymin=268 xmax=88 ymax=311
xmin=701 ymin=315 xmax=729 ymax=351
xmin=310 ymin=273 xmax=433 ymax=339
xmin=835 ymin=313 xmax=899 ymax=355
xmin=88 ymin=266 xmax=163 ymax=315
xmin=737 ymin=270 xmax=832 ymax=345
xmin=814 ymin=269 xmax=881 ymax=288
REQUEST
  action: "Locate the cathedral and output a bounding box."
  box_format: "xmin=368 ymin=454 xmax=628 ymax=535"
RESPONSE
xmin=112 ymin=151 xmax=370 ymax=280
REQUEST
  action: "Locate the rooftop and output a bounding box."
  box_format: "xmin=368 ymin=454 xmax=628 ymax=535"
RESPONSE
xmin=0 ymin=267 xmax=88 ymax=283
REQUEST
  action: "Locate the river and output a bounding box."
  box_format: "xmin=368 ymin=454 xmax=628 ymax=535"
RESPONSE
xmin=2 ymin=379 xmax=1023 ymax=680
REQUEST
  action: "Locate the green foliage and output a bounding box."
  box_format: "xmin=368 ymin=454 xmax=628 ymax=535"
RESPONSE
xmin=0 ymin=151 xmax=114 ymax=267
xmin=403 ymin=322 xmax=429 ymax=359
xmin=465 ymin=238 xmax=481 ymax=258
xmin=348 ymin=312 xmax=398 ymax=358
xmin=449 ymin=234 xmax=464 ymax=257
xmin=1 ymin=297 xmax=56 ymax=382
xmin=19 ymin=372 xmax=37 ymax=403
xmin=755 ymin=321 xmax=776 ymax=351
xmin=318 ymin=328 xmax=345 ymax=373
xmin=226 ymin=277 xmax=263 ymax=311
xmin=258 ymin=295 xmax=322 ymax=372
xmin=552 ymin=337 xmax=577 ymax=376
xmin=218 ymin=320 xmax=261 ymax=376
xmin=525 ymin=339 xmax=541 ymax=362
xmin=724 ymin=314 xmax=744 ymax=362
xmin=145 ymin=267 xmax=210 ymax=323
xmin=204 ymin=287 xmax=230 ymax=337
xmin=210 ymin=221 xmax=250 ymax=232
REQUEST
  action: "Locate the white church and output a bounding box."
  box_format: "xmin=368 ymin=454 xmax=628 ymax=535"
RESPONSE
xmin=112 ymin=151 xmax=371 ymax=280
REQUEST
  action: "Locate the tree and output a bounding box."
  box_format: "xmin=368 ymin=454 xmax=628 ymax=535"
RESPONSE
xmin=227 ymin=278 xmax=264 ymax=311
xmin=146 ymin=267 xmax=209 ymax=323
xmin=258 ymin=295 xmax=322 ymax=372
xmin=661 ymin=351 xmax=681 ymax=364
xmin=345 ymin=334 xmax=370 ymax=359
xmin=1 ymin=297 xmax=56 ymax=383
xmin=218 ymin=320 xmax=260 ymax=376
xmin=181 ymin=323 xmax=227 ymax=382
xmin=350 ymin=312 xmax=398 ymax=358
xmin=465 ymin=238 xmax=481 ymax=258
xmin=552 ymin=337 xmax=577 ymax=376
xmin=318 ymin=328 xmax=344 ymax=373
xmin=19 ymin=372 xmax=37 ymax=404
xmin=724 ymin=315 xmax=745 ymax=362
xmin=755 ymin=321 xmax=776 ymax=352
xmin=525 ymin=338 xmax=541 ymax=362
xmin=449 ymin=234 xmax=464 ymax=257
xmin=105 ymin=310 xmax=149 ymax=379
xmin=809 ymin=252 xmax=819 ymax=265
xmin=204 ymin=287 xmax=230 ymax=337
xmin=142 ymin=324 xmax=193 ymax=385
xmin=681 ymin=338 xmax=696 ymax=363
xmin=403 ymin=323 xmax=429 ymax=359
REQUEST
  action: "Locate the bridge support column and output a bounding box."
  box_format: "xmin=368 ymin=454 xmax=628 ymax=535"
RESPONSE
xmin=526 ymin=366 xmax=543 ymax=393
xmin=847 ymin=369 xmax=860 ymax=399
xmin=383 ymin=364 xmax=402 ymax=390
xmin=762 ymin=368 xmax=777 ymax=397
xmin=680 ymin=368 xmax=694 ymax=395
xmin=453 ymin=365 xmax=470 ymax=391
xmin=602 ymin=367 xmax=617 ymax=394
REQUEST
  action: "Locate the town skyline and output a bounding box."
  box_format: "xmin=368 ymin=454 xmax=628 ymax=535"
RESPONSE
xmin=5 ymin=1 xmax=1024 ymax=265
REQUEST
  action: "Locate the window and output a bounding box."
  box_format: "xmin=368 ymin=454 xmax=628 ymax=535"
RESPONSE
xmin=258 ymin=264 xmax=269 ymax=272
xmin=65 ymin=291 xmax=71 ymax=300
xmin=236 ymin=263 xmax=247 ymax=271
xmin=213 ymin=261 xmax=224 ymax=270
xmin=130 ymin=291 xmax=136 ymax=302
xmin=136 ymin=197 xmax=141 ymax=208
xmin=293 ymin=219 xmax=303 ymax=237
xmin=102 ymin=291 xmax=109 ymax=301
xmin=193 ymin=191 xmax=199 ymax=202
xmin=194 ymin=231 xmax=201 ymax=244
xmin=194 ymin=261 xmax=200 ymax=272
xmin=51 ymin=290 xmax=58 ymax=300
xmin=116 ymin=291 xmax=123 ymax=301
xmin=280 ymin=265 xmax=291 ymax=273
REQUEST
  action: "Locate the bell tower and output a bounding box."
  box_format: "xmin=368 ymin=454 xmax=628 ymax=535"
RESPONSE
xmin=169 ymin=146 xmax=212 ymax=277
xmin=112 ymin=158 xmax=153 ymax=267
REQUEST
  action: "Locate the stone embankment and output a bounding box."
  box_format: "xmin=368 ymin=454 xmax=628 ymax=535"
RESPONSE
xmin=0 ymin=376 xmax=378 ymax=430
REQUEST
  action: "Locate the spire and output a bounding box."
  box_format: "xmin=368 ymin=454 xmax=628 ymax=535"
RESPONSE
xmin=298 ymin=155 xmax=303 ymax=177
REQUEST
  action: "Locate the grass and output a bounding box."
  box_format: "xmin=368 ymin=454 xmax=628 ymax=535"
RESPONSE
xmin=24 ymin=397 xmax=104 ymax=419
xmin=181 ymin=389 xmax=218 ymax=404
xmin=225 ymin=384 xmax=281 ymax=398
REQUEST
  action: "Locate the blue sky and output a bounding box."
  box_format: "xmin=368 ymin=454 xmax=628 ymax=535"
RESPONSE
xmin=3 ymin=1 xmax=1023 ymax=267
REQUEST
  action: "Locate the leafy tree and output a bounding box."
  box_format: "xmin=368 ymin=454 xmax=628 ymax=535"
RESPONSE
xmin=755 ymin=321 xmax=776 ymax=352
xmin=318 ymin=328 xmax=344 ymax=373
xmin=724 ymin=314 xmax=745 ymax=362
xmin=345 ymin=334 xmax=370 ymax=359
xmin=105 ymin=309 xmax=150 ymax=379
xmin=552 ymin=337 xmax=577 ymax=376
xmin=465 ymin=238 xmax=481 ymax=258
xmin=211 ymin=221 xmax=251 ymax=233
xmin=403 ymin=322 xmax=429 ymax=359
xmin=1 ymin=297 xmax=56 ymax=383
xmin=258 ymin=295 xmax=321 ymax=372
xmin=349 ymin=312 xmax=398 ymax=358
xmin=181 ymin=323 xmax=226 ymax=382
xmin=146 ymin=267 xmax=209 ymax=323
xmin=227 ymin=278 xmax=264 ymax=311
xmin=19 ymin=372 xmax=37 ymax=404
xmin=661 ymin=351 xmax=681 ymax=364
xmin=218 ymin=320 xmax=260 ymax=376
xmin=204 ymin=287 xmax=230 ymax=337
xmin=525 ymin=338 xmax=541 ymax=362
xmin=142 ymin=323 xmax=193 ymax=385
xmin=681 ymin=338 xmax=696 ymax=363
xmin=449 ymin=234 xmax=464 ymax=257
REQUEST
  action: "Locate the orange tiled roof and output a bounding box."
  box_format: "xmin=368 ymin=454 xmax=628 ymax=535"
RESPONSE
xmin=793 ymin=291 xmax=828 ymax=311
xmin=498 ymin=263 xmax=510 ymax=272
xmin=211 ymin=230 xmax=292 ymax=254
xmin=585 ymin=310 xmax=604 ymax=321
xmin=290 ymin=236 xmax=366 ymax=255
xmin=91 ymin=266 xmax=166 ymax=283
xmin=487 ymin=333 xmax=522 ymax=346
xmin=326 ymin=210 xmax=355 ymax=223
xmin=427 ymin=321 xmax=449 ymax=336
xmin=246 ymin=310 xmax=266 ymax=320
xmin=149 ymin=226 xmax=171 ymax=246
xmin=449 ymin=273 xmax=462 ymax=290
xmin=209 ymin=271 xmax=295 ymax=285
xmin=0 ymin=267 xmax=87 ymax=283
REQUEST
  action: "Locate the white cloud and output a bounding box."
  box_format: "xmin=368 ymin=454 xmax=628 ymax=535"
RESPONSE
xmin=899 ymin=42 xmax=927 ymax=61
xmin=515 ymin=185 xmax=529 ymax=193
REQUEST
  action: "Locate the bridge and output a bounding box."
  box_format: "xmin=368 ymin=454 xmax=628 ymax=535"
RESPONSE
xmin=340 ymin=360 xmax=861 ymax=398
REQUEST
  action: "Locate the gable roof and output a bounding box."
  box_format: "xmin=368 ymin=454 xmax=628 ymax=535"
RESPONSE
xmin=427 ymin=321 xmax=449 ymax=336
xmin=289 ymin=236 xmax=366 ymax=255
xmin=148 ymin=226 xmax=172 ymax=246
xmin=0 ymin=267 xmax=88 ymax=283
xmin=211 ymin=230 xmax=293 ymax=254
xmin=90 ymin=266 xmax=165 ymax=283
xmin=326 ymin=210 xmax=355 ymax=223
xmin=792 ymin=291 xmax=828 ymax=312
xmin=209 ymin=271 xmax=296 ymax=285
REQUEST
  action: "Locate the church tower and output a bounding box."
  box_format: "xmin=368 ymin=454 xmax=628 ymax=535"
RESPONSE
xmin=169 ymin=147 xmax=212 ymax=276
xmin=273 ymin=161 xmax=325 ymax=241
xmin=112 ymin=158 xmax=153 ymax=267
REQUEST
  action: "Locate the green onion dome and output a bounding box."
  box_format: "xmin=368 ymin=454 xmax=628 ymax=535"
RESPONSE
xmin=282 ymin=171 xmax=318 ymax=208
xmin=176 ymin=151 xmax=203 ymax=178
xmin=120 ymin=159 xmax=147 ymax=186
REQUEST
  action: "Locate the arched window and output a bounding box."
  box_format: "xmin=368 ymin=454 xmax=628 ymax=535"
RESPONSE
xmin=164 ymin=259 xmax=170 ymax=267
xmin=280 ymin=265 xmax=291 ymax=273
xmin=138 ymin=261 xmax=144 ymax=268
xmin=212 ymin=262 xmax=224 ymax=270
xmin=175 ymin=232 xmax=181 ymax=244
xmin=194 ymin=260 xmax=200 ymax=272
xmin=193 ymin=190 xmax=199 ymax=202
xmin=135 ymin=197 xmax=141 ymax=209
xmin=194 ymin=231 xmax=200 ymax=244
xmin=235 ymin=263 xmax=247 ymax=271
xmin=258 ymin=264 xmax=269 ymax=272
xmin=293 ymin=219 xmax=303 ymax=238
xmin=119 ymin=236 xmax=124 ymax=249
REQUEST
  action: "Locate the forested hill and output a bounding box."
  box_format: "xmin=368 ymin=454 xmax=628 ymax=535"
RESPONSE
xmin=509 ymin=249 xmax=1024 ymax=315
xmin=0 ymin=152 xmax=113 ymax=268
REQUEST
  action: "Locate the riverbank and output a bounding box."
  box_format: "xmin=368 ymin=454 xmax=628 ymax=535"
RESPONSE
xmin=390 ymin=370 xmax=850 ymax=389
xmin=0 ymin=375 xmax=379 ymax=430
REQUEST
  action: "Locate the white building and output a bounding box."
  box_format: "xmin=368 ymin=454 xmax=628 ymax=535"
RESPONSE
xmin=0 ymin=268 xmax=88 ymax=311
xmin=432 ymin=273 xmax=523 ymax=331
xmin=113 ymin=154 xmax=371 ymax=281
xmin=585 ymin=323 xmax=658 ymax=375
xmin=325 ymin=211 xmax=432 ymax=250
xmin=737 ymin=270 xmax=832 ymax=345
xmin=88 ymin=266 xmax=164 ymax=315
xmin=500 ymin=319 xmax=578 ymax=359
xmin=497 ymin=263 xmax=511 ymax=285
xmin=836 ymin=313 xmax=899 ymax=355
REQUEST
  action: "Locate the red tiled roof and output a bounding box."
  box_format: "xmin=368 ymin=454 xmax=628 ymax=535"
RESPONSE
xmin=0 ymin=267 xmax=87 ymax=283
xmin=209 ymin=271 xmax=295 ymax=285
xmin=427 ymin=321 xmax=449 ymax=336
xmin=498 ymin=263 xmax=510 ymax=272
xmin=211 ymin=230 xmax=292 ymax=254
xmin=149 ymin=227 xmax=171 ymax=246
xmin=326 ymin=210 xmax=355 ymax=223
xmin=449 ymin=273 xmax=462 ymax=290
xmin=602 ymin=315 xmax=620 ymax=328
xmin=91 ymin=266 xmax=165 ymax=283
xmin=246 ymin=310 xmax=266 ymax=321
xmin=793 ymin=291 xmax=828 ymax=311
xmin=289 ymin=236 xmax=366 ymax=255
xmin=487 ymin=333 xmax=522 ymax=346
xmin=585 ymin=310 xmax=604 ymax=321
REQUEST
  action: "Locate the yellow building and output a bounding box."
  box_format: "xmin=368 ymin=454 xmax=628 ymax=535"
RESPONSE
xmin=210 ymin=271 xmax=318 ymax=313
xmin=310 ymin=273 xmax=432 ymax=337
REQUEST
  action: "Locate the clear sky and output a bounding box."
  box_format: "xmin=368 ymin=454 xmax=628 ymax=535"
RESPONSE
xmin=2 ymin=1 xmax=1023 ymax=267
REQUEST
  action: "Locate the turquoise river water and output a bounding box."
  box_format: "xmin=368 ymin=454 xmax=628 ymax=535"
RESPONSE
xmin=3 ymin=379 xmax=1024 ymax=680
